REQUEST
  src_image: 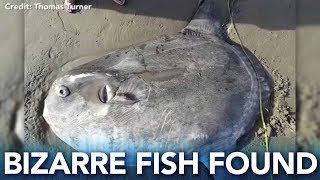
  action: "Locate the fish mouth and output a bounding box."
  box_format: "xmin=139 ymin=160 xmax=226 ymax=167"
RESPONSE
xmin=98 ymin=86 xmax=108 ymax=103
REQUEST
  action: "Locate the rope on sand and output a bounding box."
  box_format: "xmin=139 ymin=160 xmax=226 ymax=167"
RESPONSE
xmin=226 ymin=0 xmax=270 ymax=154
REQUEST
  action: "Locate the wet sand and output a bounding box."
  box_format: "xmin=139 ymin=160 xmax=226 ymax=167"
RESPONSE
xmin=24 ymin=0 xmax=296 ymax=151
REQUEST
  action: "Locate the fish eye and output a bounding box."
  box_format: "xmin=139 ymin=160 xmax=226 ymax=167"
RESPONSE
xmin=57 ymin=85 xmax=70 ymax=97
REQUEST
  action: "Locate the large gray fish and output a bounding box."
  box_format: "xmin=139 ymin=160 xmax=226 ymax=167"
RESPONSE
xmin=43 ymin=0 xmax=271 ymax=168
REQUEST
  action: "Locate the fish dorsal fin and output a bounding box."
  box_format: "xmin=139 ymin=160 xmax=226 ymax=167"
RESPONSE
xmin=182 ymin=0 xmax=227 ymax=38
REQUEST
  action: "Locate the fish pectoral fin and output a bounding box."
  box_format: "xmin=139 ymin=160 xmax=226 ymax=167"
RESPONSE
xmin=111 ymin=93 xmax=139 ymax=105
xmin=110 ymin=75 xmax=150 ymax=105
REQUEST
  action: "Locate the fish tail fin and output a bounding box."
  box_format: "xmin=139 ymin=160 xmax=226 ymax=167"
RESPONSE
xmin=182 ymin=0 xmax=228 ymax=38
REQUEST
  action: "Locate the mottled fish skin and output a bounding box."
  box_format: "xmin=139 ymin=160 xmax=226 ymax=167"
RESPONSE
xmin=43 ymin=0 xmax=271 ymax=170
xmin=44 ymin=34 xmax=270 ymax=153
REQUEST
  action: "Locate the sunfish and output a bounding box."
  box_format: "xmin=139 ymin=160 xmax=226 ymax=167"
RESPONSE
xmin=43 ymin=0 xmax=271 ymax=170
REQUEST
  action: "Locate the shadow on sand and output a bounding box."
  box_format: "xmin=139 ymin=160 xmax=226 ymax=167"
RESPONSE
xmin=74 ymin=0 xmax=318 ymax=31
